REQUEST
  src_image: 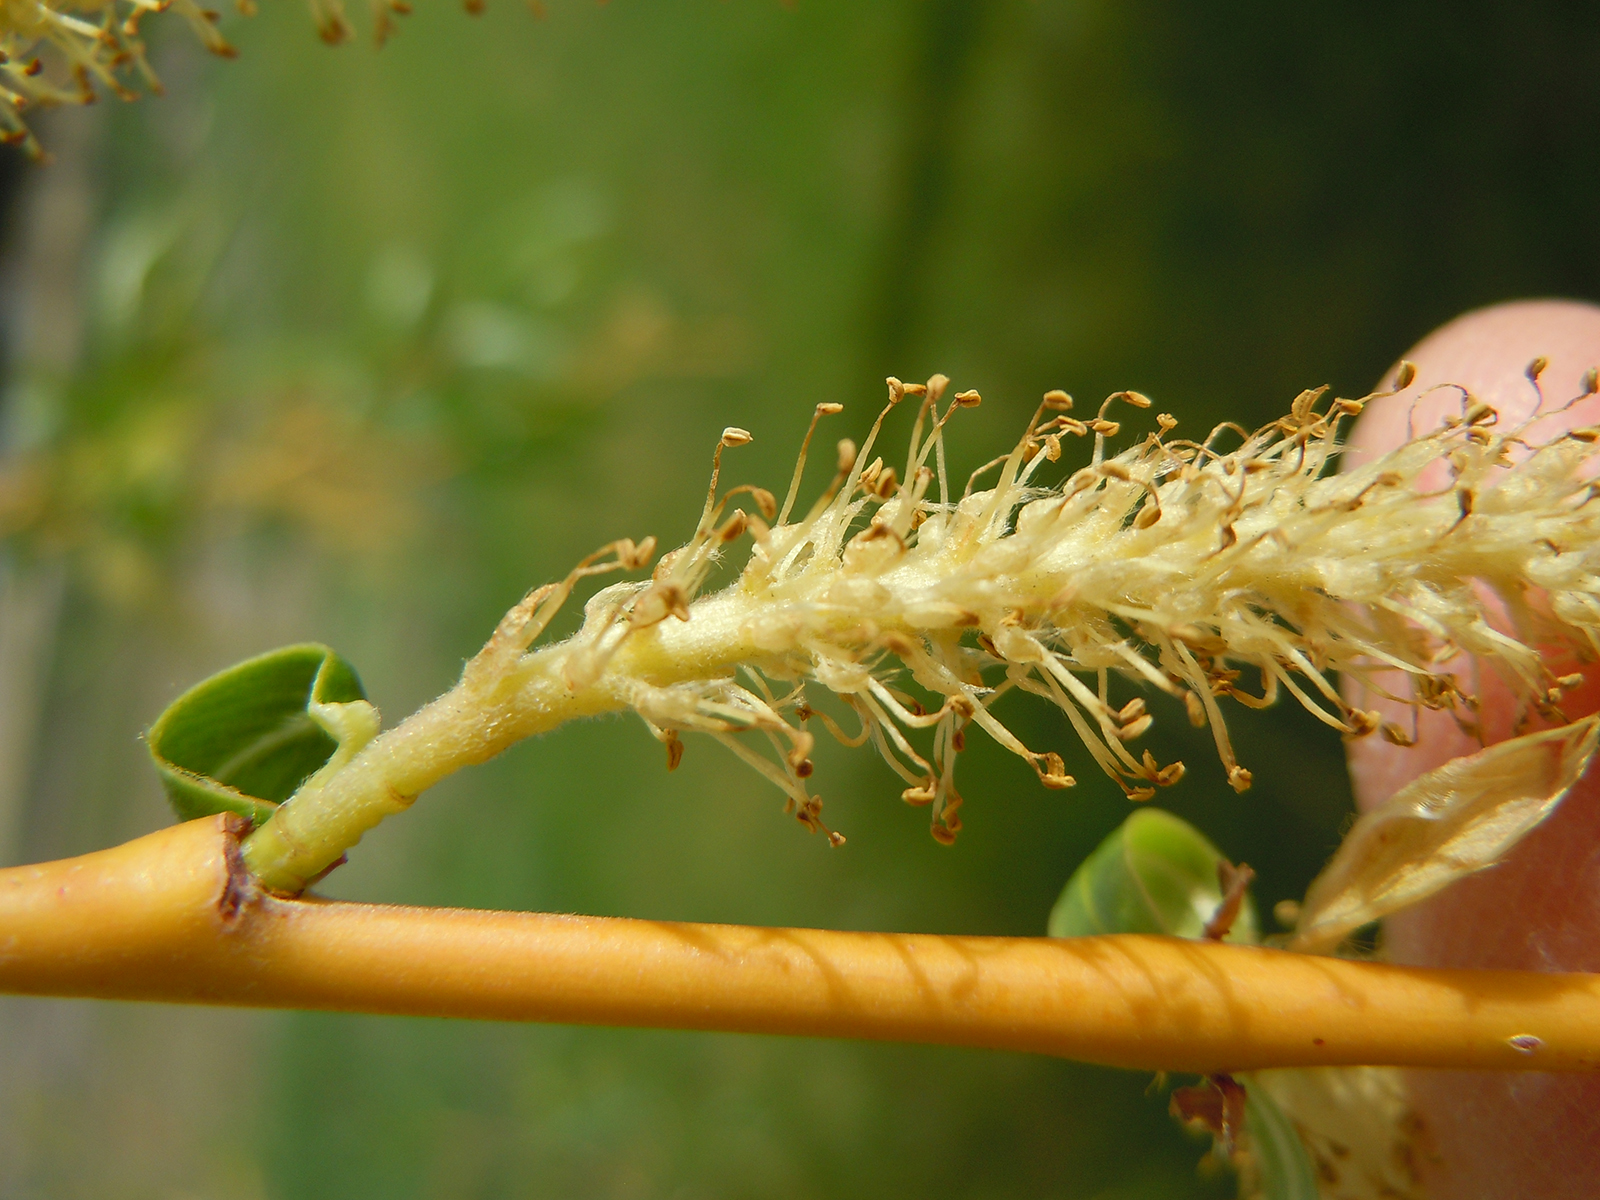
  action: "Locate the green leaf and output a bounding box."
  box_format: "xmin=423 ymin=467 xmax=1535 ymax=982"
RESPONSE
xmin=1047 ymin=808 xmax=1257 ymax=943
xmin=148 ymin=643 xmax=371 ymax=825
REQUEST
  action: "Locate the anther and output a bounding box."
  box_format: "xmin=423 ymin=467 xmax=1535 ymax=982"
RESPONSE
xmin=1380 ymin=722 xmax=1416 ymax=747
xmin=1119 ymin=714 xmax=1153 ymax=740
xmin=717 ymin=511 xmax=748 ymax=543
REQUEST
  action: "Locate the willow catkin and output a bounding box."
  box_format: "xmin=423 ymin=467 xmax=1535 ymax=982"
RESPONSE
xmin=244 ymin=365 xmax=1600 ymax=888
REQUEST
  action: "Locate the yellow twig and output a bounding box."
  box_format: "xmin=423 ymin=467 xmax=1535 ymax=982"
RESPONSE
xmin=3 ymin=815 xmax=1598 ymax=1074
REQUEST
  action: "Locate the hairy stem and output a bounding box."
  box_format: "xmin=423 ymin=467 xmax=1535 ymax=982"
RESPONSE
xmin=8 ymin=816 xmax=1600 ymax=1073
xmin=239 ymin=589 xmax=767 ymax=893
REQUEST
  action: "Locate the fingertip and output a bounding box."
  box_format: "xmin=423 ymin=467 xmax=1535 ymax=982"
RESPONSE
xmin=1346 ymin=298 xmax=1600 ymax=474
xmin=1343 ymin=298 xmax=1600 ymax=813
xmin=1338 ymin=299 xmax=1600 ymax=1200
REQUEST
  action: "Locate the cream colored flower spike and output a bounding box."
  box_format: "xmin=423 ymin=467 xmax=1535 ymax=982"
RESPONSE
xmin=242 ymin=370 xmax=1600 ymax=893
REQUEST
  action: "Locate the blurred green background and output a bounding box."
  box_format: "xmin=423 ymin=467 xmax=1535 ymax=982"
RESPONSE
xmin=1 ymin=2 xmax=1598 ymax=1196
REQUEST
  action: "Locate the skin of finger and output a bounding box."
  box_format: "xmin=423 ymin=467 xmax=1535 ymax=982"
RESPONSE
xmin=1342 ymin=299 xmax=1600 ymax=1200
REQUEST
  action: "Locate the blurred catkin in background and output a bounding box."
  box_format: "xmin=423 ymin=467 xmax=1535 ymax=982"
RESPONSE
xmin=2 ymin=3 xmax=1600 ymax=1197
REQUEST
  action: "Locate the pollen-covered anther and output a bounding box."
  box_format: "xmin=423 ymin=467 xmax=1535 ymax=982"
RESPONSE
xmin=1088 ymin=419 xmax=1121 ymax=437
xmin=662 ymin=730 xmax=684 ymax=771
xmin=617 ymin=537 xmax=656 ymax=569
xmin=1339 ymin=708 xmax=1381 ymax=736
xmin=717 ymin=511 xmax=748 ymax=543
xmin=857 ymin=456 xmax=883 ymax=492
xmin=1032 ymin=752 xmax=1075 ymax=789
xmin=1380 ymin=722 xmax=1418 ymax=747
xmin=902 ymin=782 xmax=936 ymax=806
xmin=953 ymin=390 xmax=982 ymax=407
xmin=795 ymin=795 xmax=845 ymax=846
xmin=1042 ymin=389 xmax=1073 ymax=411
xmin=1227 ymin=766 xmax=1253 ymax=793
xmin=629 ymin=582 xmax=691 ymax=629
xmin=1118 ymin=713 xmax=1154 ymax=740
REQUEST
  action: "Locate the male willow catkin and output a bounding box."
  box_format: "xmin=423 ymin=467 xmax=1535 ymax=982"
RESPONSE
xmin=240 ymin=365 xmax=1600 ymax=894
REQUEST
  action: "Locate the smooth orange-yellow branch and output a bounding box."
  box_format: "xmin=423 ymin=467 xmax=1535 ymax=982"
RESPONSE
xmin=2 ymin=815 xmax=1598 ymax=1075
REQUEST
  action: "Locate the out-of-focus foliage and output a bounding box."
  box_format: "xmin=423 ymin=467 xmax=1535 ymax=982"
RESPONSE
xmin=2 ymin=2 xmax=1599 ymax=1198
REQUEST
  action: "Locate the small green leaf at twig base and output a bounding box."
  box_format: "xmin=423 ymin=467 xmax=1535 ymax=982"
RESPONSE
xmin=1047 ymin=807 xmax=1258 ymax=943
xmin=147 ymin=644 xmax=370 ymax=826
